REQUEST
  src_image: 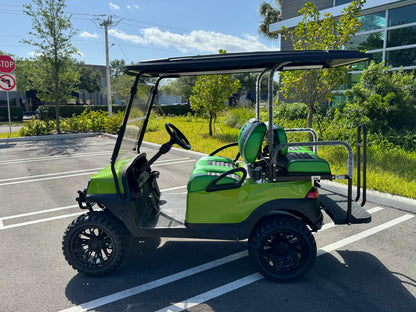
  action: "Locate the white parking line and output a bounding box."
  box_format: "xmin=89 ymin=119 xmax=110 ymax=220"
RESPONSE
xmin=156 ymin=214 xmax=414 ymax=312
xmin=0 ymin=170 xmax=101 ymax=186
xmin=321 ymin=206 xmax=384 ymax=231
xmin=162 ymin=185 xmax=187 ymax=192
xmin=58 ymin=207 xmax=389 ymax=312
xmin=0 ymin=187 xmax=187 ymax=231
xmin=0 ymin=168 xmax=103 ymax=184
xmin=153 ymin=159 xmax=195 ymax=167
xmin=154 ymin=273 xmax=264 ymax=312
xmin=317 ymin=213 xmax=414 ymax=256
xmin=1 ymin=212 xmax=84 ymax=230
xmin=1 ymin=205 xmax=79 ymax=221
xmin=156 ymin=158 xmax=192 ymax=164
xmin=59 ymin=251 xmax=249 ymax=312
xmin=0 ymin=151 xmax=110 ymax=165
xmin=0 ymin=158 xmax=194 ymax=187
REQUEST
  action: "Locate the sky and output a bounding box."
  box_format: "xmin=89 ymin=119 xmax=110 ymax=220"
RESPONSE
xmin=1 ymin=0 xmax=280 ymax=66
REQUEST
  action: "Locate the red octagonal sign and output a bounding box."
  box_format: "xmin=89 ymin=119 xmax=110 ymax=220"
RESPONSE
xmin=0 ymin=55 xmax=15 ymax=73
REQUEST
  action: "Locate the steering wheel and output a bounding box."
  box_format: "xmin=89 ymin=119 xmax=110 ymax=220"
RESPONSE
xmin=165 ymin=123 xmax=191 ymax=150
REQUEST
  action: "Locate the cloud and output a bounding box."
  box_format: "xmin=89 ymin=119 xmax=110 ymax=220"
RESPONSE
xmin=109 ymin=2 xmax=120 ymax=10
xmin=28 ymin=51 xmax=41 ymax=58
xmin=126 ymin=5 xmax=139 ymax=9
xmin=109 ymin=28 xmax=278 ymax=54
xmin=79 ymin=31 xmax=99 ymax=39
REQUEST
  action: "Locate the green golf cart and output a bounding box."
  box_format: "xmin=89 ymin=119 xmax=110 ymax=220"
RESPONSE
xmin=62 ymin=50 xmax=371 ymax=281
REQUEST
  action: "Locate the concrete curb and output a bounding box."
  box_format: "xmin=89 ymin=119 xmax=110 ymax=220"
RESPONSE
xmin=0 ymin=132 xmax=100 ymax=143
xmin=141 ymin=141 xmax=208 ymax=158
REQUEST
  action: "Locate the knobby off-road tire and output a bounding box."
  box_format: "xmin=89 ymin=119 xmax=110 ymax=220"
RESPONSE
xmin=248 ymin=215 xmax=317 ymax=282
xmin=62 ymin=211 xmax=129 ymax=277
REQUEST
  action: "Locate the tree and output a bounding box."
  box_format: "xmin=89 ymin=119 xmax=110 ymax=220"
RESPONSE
xmin=190 ymin=51 xmax=240 ymax=136
xmin=190 ymin=75 xmax=240 ymax=135
xmin=14 ymin=57 xmax=35 ymax=92
xmin=232 ymin=73 xmax=257 ymax=106
xmin=232 ymin=73 xmax=278 ymax=106
xmin=162 ymin=76 xmax=198 ymax=100
xmin=111 ymin=73 xmax=135 ymax=104
xmin=258 ymin=0 xmax=282 ymax=39
xmin=343 ymin=61 xmax=416 ymax=134
xmin=279 ymin=0 xmax=365 ymax=131
xmin=22 ymin=0 xmax=79 ymax=133
xmin=77 ymin=62 xmax=101 ymax=93
xmin=110 ymin=59 xmax=126 ymax=78
xmin=75 ymin=62 xmax=101 ymax=104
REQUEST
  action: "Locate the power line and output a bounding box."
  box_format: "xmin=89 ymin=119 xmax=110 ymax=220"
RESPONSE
xmin=112 ymin=36 xmax=129 ymax=60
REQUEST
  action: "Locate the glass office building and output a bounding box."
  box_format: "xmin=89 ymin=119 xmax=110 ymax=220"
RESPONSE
xmin=270 ymin=0 xmax=416 ymax=105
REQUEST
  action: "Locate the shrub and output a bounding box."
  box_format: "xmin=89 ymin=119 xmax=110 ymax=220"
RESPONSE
xmin=146 ymin=113 xmax=161 ymax=132
xmin=61 ymin=110 xmax=124 ymax=134
xmin=275 ymin=102 xmax=308 ymax=121
xmin=153 ymin=103 xmax=193 ymax=116
xmin=19 ymin=118 xmax=56 ymax=136
xmin=103 ymin=112 xmax=124 ymax=134
xmin=19 ymin=111 xmax=124 ymax=136
xmin=344 ymin=62 xmax=416 ymax=134
xmin=38 ymin=105 xmax=125 ymax=119
xmin=223 ymin=107 xmax=256 ymax=129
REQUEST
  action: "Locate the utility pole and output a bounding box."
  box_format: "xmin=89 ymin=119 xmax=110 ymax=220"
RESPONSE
xmin=93 ymin=15 xmax=121 ymax=115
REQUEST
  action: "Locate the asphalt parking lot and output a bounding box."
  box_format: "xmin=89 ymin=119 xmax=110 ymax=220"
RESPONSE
xmin=0 ymin=134 xmax=415 ymax=312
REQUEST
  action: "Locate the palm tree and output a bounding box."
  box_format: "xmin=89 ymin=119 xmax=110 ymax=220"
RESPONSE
xmin=258 ymin=0 xmax=282 ymax=39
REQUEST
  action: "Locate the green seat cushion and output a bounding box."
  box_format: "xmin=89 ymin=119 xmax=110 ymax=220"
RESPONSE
xmin=188 ymin=119 xmax=265 ymax=192
xmin=187 ymin=168 xmax=241 ymax=192
xmin=238 ymin=119 xmax=266 ymax=164
xmin=284 ymin=152 xmax=331 ymax=174
xmin=273 ymin=125 xmax=288 ymax=156
xmin=288 ymin=146 xmax=315 ymax=154
xmin=193 ymin=156 xmax=236 ymax=172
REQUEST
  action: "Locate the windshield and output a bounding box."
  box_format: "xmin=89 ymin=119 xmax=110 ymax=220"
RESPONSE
xmin=115 ymin=80 xmax=154 ymax=164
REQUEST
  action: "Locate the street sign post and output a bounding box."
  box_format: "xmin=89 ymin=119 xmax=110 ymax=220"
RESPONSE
xmin=0 ymin=55 xmax=16 ymax=134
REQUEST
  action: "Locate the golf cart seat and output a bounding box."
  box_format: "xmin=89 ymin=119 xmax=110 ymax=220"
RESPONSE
xmin=273 ymin=125 xmax=331 ymax=175
xmin=188 ymin=119 xmax=266 ymax=192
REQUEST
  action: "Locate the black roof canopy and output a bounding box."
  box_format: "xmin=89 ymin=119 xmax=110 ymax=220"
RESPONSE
xmin=124 ymin=50 xmax=369 ymax=77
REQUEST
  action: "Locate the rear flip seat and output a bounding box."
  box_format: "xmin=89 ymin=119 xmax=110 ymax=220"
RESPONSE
xmin=273 ymin=125 xmax=331 ymax=175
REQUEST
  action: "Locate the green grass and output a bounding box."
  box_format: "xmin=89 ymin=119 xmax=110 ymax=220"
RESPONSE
xmin=318 ymin=145 xmax=416 ymax=199
xmin=144 ymin=115 xmax=240 ymax=159
xmin=0 ymin=131 xmax=21 ymax=138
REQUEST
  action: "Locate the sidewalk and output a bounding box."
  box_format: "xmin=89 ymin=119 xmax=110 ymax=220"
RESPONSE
xmin=0 ymin=125 xmax=23 ymax=133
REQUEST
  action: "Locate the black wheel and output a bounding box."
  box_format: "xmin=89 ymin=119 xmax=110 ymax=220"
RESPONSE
xmin=248 ymin=215 xmax=316 ymax=282
xmin=165 ymin=123 xmax=191 ymax=150
xmin=62 ymin=211 xmax=129 ymax=277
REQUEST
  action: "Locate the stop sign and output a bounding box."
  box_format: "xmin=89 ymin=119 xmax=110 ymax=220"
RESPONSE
xmin=0 ymin=55 xmax=15 ymax=73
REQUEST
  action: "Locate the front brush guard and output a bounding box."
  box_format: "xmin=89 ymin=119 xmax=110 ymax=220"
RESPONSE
xmin=76 ymin=189 xmax=93 ymax=211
